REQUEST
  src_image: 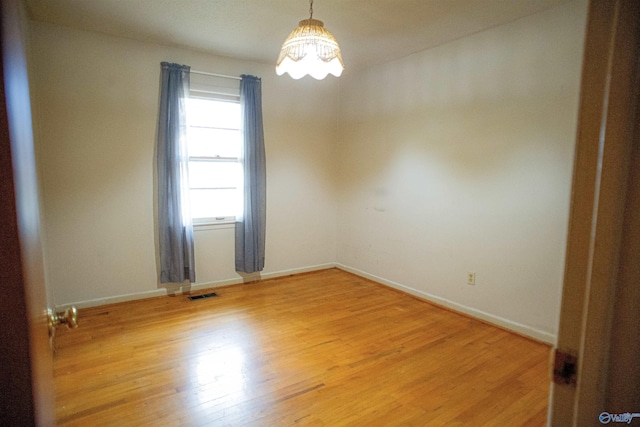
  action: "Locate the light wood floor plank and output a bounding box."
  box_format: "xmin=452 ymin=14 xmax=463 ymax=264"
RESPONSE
xmin=54 ymin=268 xmax=551 ymax=425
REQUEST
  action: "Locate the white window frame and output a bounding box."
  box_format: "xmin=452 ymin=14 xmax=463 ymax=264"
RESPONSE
xmin=187 ymin=88 xmax=242 ymax=227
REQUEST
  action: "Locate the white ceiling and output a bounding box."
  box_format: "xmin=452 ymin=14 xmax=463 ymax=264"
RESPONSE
xmin=25 ymin=0 xmax=566 ymax=70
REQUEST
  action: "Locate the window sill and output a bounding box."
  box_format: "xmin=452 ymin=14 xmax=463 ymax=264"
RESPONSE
xmin=193 ymin=220 xmax=236 ymax=231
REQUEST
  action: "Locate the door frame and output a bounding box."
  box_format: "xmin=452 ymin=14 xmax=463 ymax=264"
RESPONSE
xmin=549 ymin=0 xmax=640 ymax=425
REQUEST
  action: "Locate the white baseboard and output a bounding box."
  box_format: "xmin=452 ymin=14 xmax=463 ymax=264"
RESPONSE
xmin=56 ymin=263 xmax=337 ymax=311
xmin=58 ymin=261 xmax=556 ymax=345
xmin=256 ymin=263 xmax=337 ymax=281
xmin=335 ymin=263 xmax=556 ymax=345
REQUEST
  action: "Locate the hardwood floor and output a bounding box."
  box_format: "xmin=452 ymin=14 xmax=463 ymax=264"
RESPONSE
xmin=53 ymin=268 xmax=551 ymax=426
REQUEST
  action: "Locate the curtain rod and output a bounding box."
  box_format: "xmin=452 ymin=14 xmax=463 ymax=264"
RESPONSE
xmin=190 ymin=69 xmax=241 ymax=81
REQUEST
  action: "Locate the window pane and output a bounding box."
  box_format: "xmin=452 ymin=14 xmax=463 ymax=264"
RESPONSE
xmin=187 ymin=97 xmax=243 ymax=221
xmin=188 ymin=98 xmax=241 ymax=129
xmin=189 ymin=161 xmax=241 ymax=189
xmin=189 ymin=188 xmax=241 ymax=219
xmin=187 ymin=127 xmax=240 ymax=158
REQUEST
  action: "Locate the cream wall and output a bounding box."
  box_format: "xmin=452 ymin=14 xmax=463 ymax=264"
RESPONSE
xmin=30 ymin=0 xmax=587 ymax=343
xmin=30 ymin=22 xmax=338 ymax=306
xmin=336 ymin=0 xmax=587 ymax=342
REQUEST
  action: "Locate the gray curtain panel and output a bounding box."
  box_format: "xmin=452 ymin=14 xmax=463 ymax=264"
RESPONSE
xmin=235 ymin=75 xmax=266 ymax=273
xmin=157 ymin=62 xmax=196 ymax=283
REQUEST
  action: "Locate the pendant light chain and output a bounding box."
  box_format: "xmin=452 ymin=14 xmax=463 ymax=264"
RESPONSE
xmin=309 ymin=0 xmax=314 ymax=19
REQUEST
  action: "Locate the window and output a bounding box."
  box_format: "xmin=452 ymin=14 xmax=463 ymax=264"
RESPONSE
xmin=186 ymin=97 xmax=242 ymax=224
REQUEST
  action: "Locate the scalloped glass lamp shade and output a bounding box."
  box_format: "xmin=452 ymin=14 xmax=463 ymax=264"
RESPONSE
xmin=276 ymin=18 xmax=344 ymax=80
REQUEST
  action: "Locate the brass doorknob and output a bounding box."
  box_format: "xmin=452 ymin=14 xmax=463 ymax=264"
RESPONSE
xmin=47 ymin=306 xmax=78 ymax=337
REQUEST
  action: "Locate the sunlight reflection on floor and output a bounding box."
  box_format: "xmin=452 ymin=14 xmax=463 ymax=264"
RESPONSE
xmin=194 ymin=341 xmax=250 ymax=406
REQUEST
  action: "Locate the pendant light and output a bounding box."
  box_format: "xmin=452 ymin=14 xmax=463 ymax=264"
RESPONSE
xmin=276 ymin=0 xmax=344 ymax=80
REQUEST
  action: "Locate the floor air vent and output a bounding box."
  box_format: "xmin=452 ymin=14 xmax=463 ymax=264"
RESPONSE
xmin=188 ymin=292 xmax=218 ymax=301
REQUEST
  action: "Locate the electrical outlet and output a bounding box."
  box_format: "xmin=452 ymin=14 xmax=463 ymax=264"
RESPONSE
xmin=467 ymin=272 xmax=476 ymax=285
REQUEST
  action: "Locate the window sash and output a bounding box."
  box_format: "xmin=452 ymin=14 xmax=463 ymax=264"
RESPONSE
xmin=187 ymin=127 xmax=240 ymax=158
xmin=188 ymin=159 xmax=240 ymax=189
xmin=186 ymin=96 xmax=242 ymax=224
xmin=189 ymin=188 xmax=241 ymax=221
